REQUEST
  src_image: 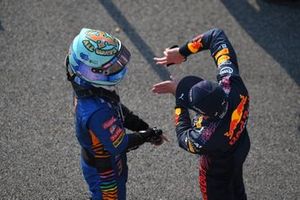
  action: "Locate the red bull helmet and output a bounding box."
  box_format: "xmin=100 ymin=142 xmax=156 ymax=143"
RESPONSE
xmin=67 ymin=28 xmax=131 ymax=86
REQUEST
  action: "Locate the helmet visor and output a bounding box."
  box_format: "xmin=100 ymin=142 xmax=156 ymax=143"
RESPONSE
xmin=71 ymin=45 xmax=130 ymax=83
xmin=99 ymin=45 xmax=131 ymax=75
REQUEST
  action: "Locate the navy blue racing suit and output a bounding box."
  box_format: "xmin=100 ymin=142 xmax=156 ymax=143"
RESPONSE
xmin=176 ymin=28 xmax=250 ymax=200
xmin=72 ymin=78 xmax=151 ymax=200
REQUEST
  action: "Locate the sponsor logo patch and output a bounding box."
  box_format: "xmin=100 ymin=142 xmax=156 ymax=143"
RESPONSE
xmin=174 ymin=108 xmax=182 ymax=125
xmin=219 ymin=66 xmax=233 ymax=75
xmin=214 ymin=48 xmax=229 ymax=60
xmin=110 ymin=127 xmax=124 ymax=141
xmin=224 ymin=95 xmax=249 ymax=145
xmin=194 ymin=116 xmax=203 ymax=129
xmin=187 ymin=34 xmax=203 ymax=53
xmin=103 ymin=117 xmax=117 ymax=129
xmin=217 ymin=55 xmax=230 ymax=65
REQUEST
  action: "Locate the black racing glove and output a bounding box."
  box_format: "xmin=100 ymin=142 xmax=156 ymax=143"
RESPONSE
xmin=126 ymin=127 xmax=164 ymax=151
xmin=121 ymin=104 xmax=149 ymax=131
xmin=139 ymin=127 xmax=163 ymax=145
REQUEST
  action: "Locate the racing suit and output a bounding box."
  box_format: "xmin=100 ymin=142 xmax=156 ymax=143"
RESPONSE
xmin=175 ymin=28 xmax=250 ymax=200
xmin=72 ymin=78 xmax=155 ymax=200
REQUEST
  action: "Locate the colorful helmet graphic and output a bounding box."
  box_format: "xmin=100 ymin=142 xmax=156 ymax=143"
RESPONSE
xmin=68 ymin=28 xmax=131 ymax=86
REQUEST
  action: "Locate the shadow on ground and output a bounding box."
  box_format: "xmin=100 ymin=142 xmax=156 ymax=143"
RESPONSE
xmin=0 ymin=20 xmax=4 ymax=31
xmin=222 ymin=0 xmax=300 ymax=85
xmin=98 ymin=0 xmax=171 ymax=81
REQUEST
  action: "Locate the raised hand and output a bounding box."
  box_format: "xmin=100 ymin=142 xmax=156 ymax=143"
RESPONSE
xmin=152 ymin=77 xmax=178 ymax=95
xmin=154 ymin=47 xmax=186 ymax=66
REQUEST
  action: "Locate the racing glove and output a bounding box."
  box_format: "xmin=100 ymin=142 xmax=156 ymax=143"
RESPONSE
xmin=126 ymin=127 xmax=164 ymax=151
xmin=139 ymin=127 xmax=164 ymax=145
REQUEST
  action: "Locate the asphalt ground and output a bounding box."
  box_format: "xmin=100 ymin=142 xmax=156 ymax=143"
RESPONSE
xmin=0 ymin=0 xmax=299 ymax=199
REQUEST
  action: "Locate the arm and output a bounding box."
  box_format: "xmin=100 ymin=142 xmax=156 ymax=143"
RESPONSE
xmin=179 ymin=28 xmax=240 ymax=77
xmin=121 ymin=104 xmax=149 ymax=131
xmin=154 ymin=28 xmax=239 ymax=78
xmin=180 ymin=29 xmax=237 ymax=67
xmin=89 ymin=109 xmax=164 ymax=154
xmin=121 ymin=104 xmax=166 ymax=148
xmin=174 ymin=107 xmax=213 ymax=154
xmin=88 ymin=109 xmax=129 ymax=155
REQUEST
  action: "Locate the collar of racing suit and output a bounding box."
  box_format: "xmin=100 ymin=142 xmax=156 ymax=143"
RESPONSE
xmin=70 ymin=80 xmax=120 ymax=103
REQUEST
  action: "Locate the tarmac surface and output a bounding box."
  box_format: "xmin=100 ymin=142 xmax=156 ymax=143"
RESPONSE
xmin=0 ymin=0 xmax=299 ymax=199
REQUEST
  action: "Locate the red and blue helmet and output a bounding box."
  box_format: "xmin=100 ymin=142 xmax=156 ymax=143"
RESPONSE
xmin=68 ymin=28 xmax=131 ymax=86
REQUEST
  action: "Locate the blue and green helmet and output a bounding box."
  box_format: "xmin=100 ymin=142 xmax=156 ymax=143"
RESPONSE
xmin=68 ymin=28 xmax=131 ymax=86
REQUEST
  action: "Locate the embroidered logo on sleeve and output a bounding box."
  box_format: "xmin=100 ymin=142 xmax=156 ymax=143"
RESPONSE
xmin=187 ymin=34 xmax=203 ymax=53
xmin=102 ymin=117 xmax=117 ymax=129
xmin=217 ymin=55 xmax=231 ymax=66
xmin=187 ymin=139 xmax=197 ymax=153
xmin=174 ymin=108 xmax=182 ymax=125
xmin=214 ymin=48 xmax=229 ymax=60
xmin=110 ymin=127 xmax=124 ymax=143
xmin=194 ymin=116 xmax=203 ymax=129
xmin=108 ymin=124 xmax=125 ymax=147
xmin=185 ymin=135 xmax=203 ymax=154
xmin=219 ymin=66 xmax=233 ymax=75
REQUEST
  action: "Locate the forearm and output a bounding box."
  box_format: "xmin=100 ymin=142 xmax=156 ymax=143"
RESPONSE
xmin=126 ymin=133 xmax=146 ymax=151
xmin=126 ymin=128 xmax=163 ymax=151
xmin=175 ymin=107 xmax=192 ymax=134
xmin=179 ymin=28 xmax=238 ymax=69
xmin=175 ymin=107 xmax=206 ymax=154
xmin=121 ymin=104 xmax=149 ymax=131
